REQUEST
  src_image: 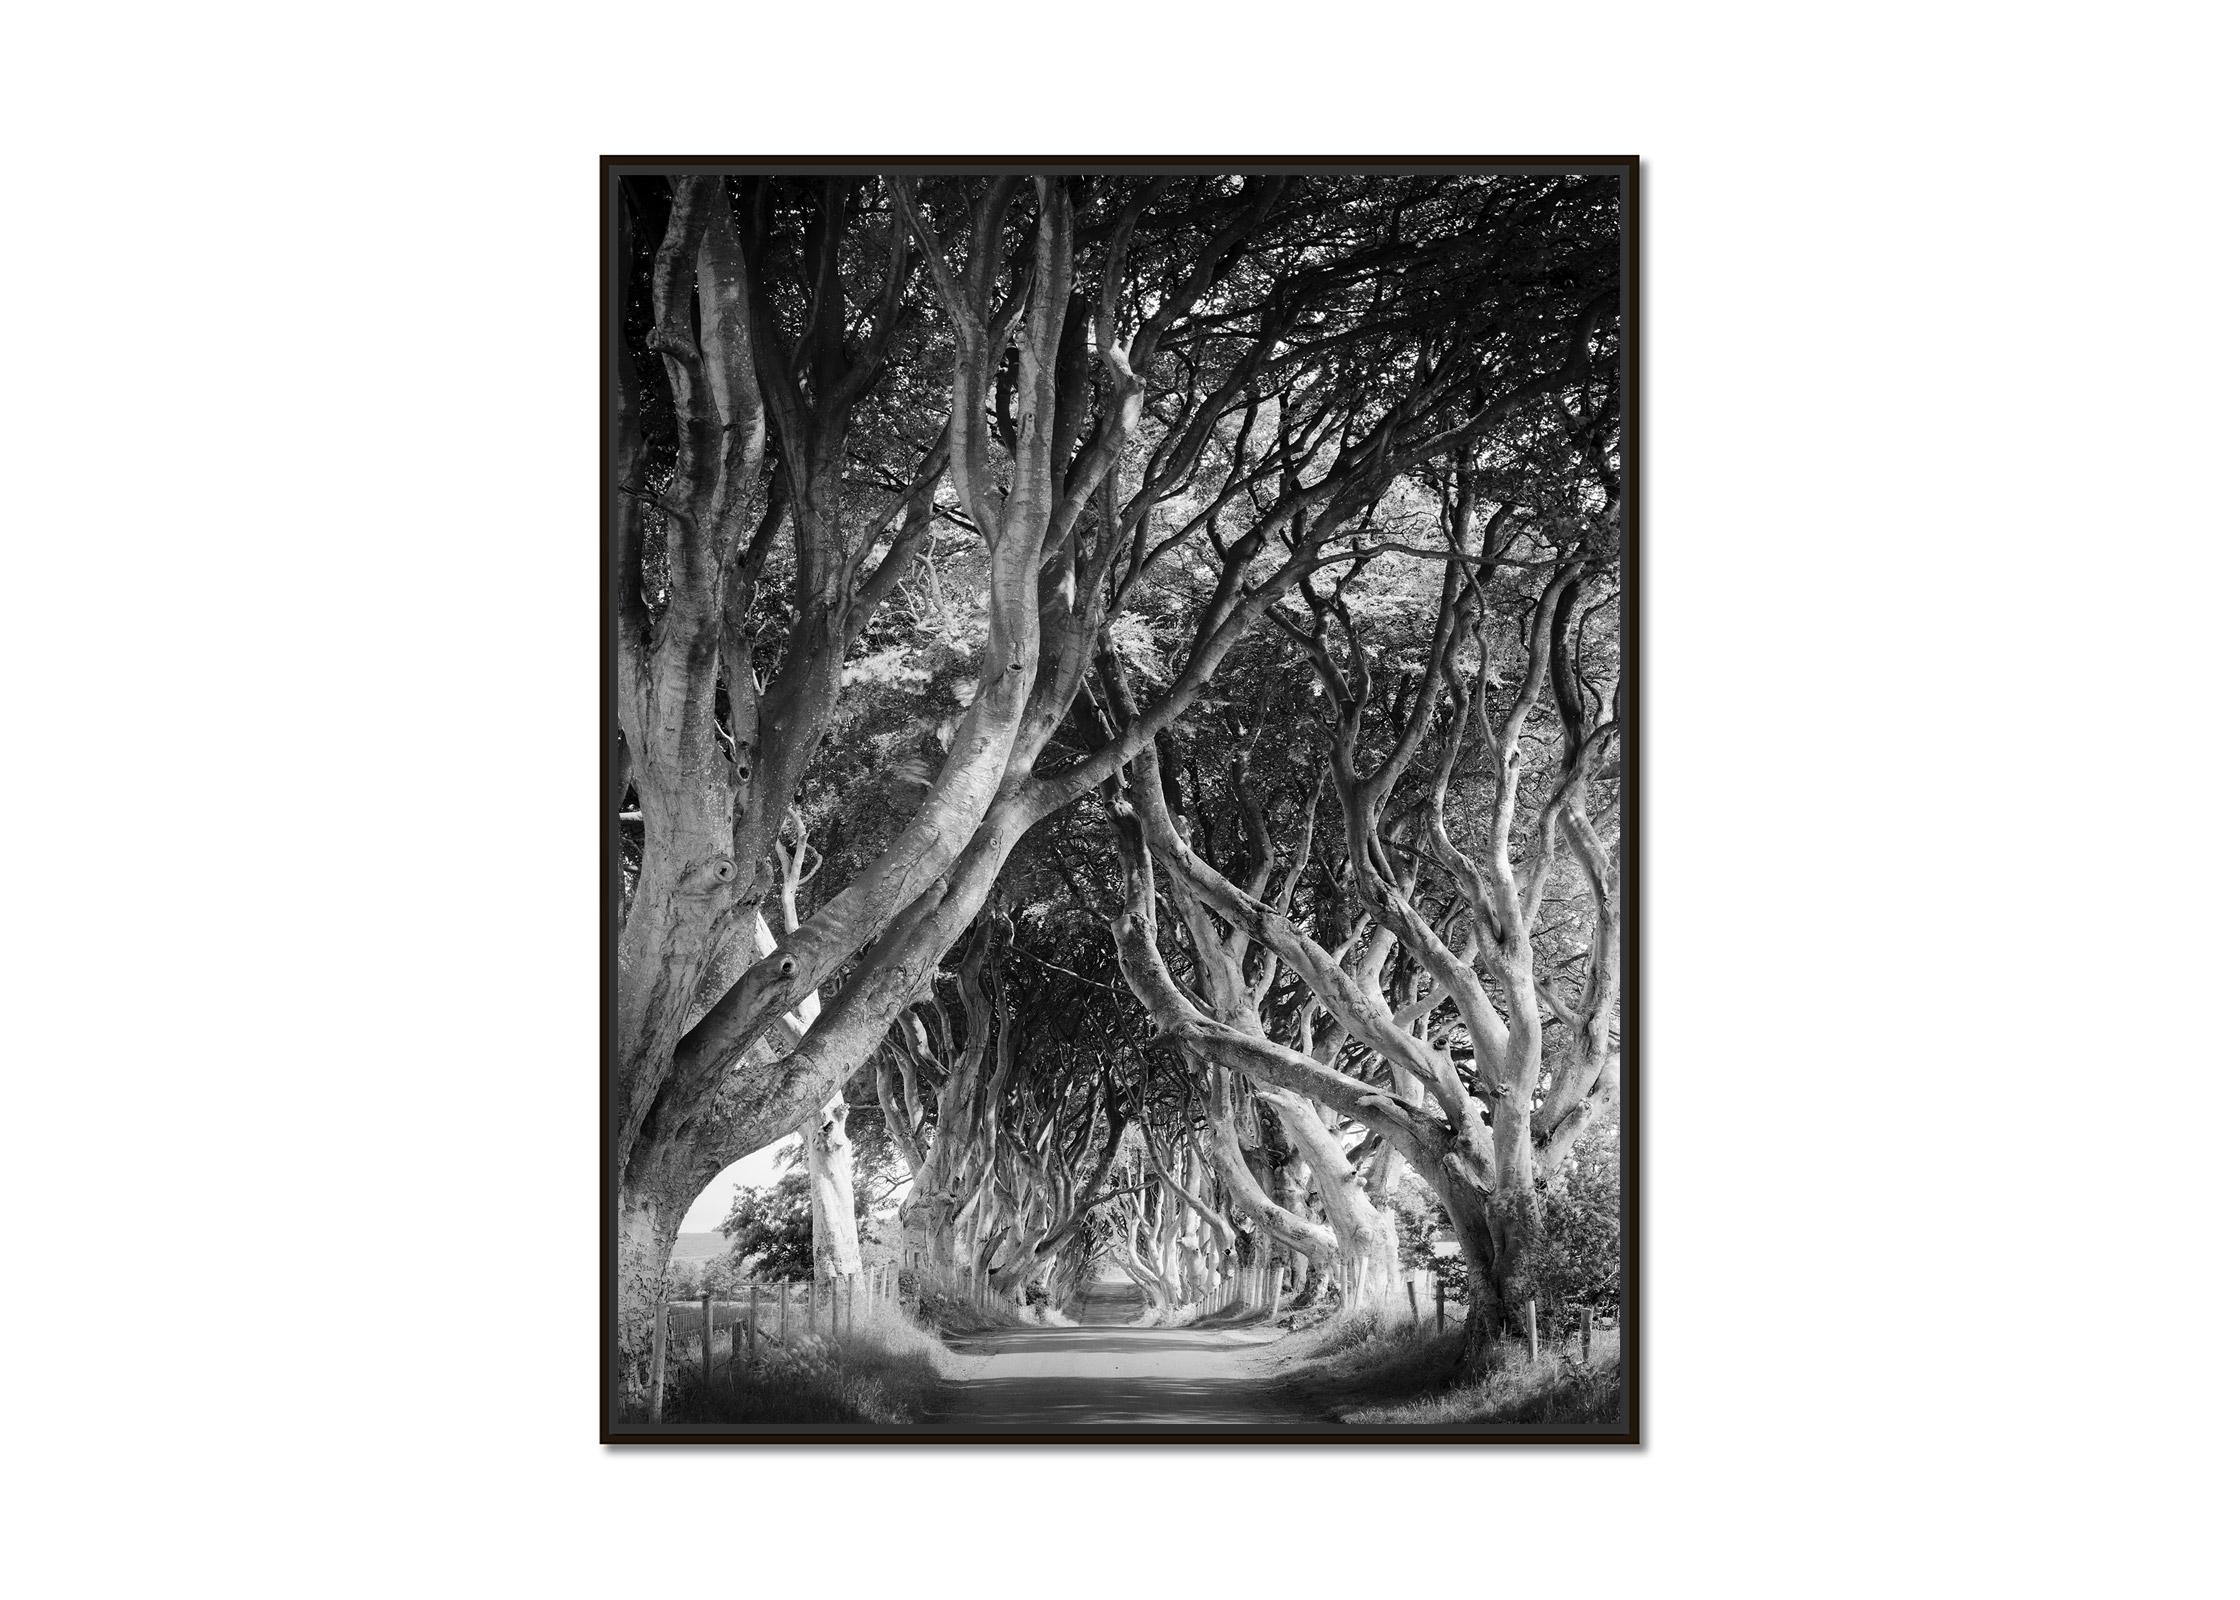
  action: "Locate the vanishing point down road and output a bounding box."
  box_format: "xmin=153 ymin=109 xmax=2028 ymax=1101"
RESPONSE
xmin=934 ymin=1274 xmax=1300 ymax=1428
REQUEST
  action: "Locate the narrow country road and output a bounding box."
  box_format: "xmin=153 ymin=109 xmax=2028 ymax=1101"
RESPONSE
xmin=934 ymin=1274 xmax=1301 ymax=1428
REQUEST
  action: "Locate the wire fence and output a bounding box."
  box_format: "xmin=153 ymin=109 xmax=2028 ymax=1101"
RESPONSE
xmin=647 ymin=1264 xmax=903 ymax=1422
xmin=1203 ymin=1261 xmax=1603 ymax=1361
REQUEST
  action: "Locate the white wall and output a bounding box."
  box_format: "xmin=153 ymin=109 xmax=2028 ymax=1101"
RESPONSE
xmin=4 ymin=3 xmax=2232 ymax=1595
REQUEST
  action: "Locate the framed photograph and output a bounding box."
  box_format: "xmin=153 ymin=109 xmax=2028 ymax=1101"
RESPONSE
xmin=604 ymin=156 xmax=1638 ymax=1442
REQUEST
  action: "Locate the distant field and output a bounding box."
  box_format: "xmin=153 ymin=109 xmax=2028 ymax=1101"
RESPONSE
xmin=669 ymin=1232 xmax=729 ymax=1263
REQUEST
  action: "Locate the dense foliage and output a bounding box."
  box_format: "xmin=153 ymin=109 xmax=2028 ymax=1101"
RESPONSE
xmin=613 ymin=169 xmax=1624 ymax=1399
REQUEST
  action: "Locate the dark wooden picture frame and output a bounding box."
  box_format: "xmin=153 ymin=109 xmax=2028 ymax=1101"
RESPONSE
xmin=603 ymin=156 xmax=1639 ymax=1444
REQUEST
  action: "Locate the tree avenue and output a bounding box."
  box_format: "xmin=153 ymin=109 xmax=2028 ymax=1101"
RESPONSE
xmin=612 ymin=170 xmax=1621 ymax=1411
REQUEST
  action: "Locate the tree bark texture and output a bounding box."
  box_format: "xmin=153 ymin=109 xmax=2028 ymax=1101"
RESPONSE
xmin=615 ymin=173 xmax=1621 ymax=1406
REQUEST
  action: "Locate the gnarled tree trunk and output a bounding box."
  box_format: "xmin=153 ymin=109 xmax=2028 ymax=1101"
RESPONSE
xmin=615 ymin=171 xmax=1620 ymax=1410
xmin=803 ymin=1091 xmax=860 ymax=1286
xmin=1263 ymin=1089 xmax=1400 ymax=1314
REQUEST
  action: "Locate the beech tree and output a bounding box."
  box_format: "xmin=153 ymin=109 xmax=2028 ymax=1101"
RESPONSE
xmin=875 ymin=906 xmax=1132 ymax=1305
xmin=882 ymin=794 xmax=1364 ymax=1319
xmin=612 ymin=169 xmax=1617 ymax=1412
xmin=1103 ymin=755 xmax=1404 ymax=1310
xmin=1105 ymin=432 xmax=1624 ymax=1367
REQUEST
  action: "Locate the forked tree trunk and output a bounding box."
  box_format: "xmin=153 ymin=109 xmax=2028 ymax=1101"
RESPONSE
xmin=615 ymin=917 xmax=801 ymax=1411
xmin=1426 ymin=1162 xmax=1540 ymax=1369
xmin=615 ymin=174 xmax=1613 ymax=1415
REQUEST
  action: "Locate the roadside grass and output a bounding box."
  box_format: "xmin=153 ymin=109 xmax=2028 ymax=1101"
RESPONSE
xmin=1187 ymin=1301 xmax=1282 ymax=1331
xmin=1268 ymin=1310 xmax=1623 ymax=1426
xmin=1293 ymin=1306 xmax=1388 ymax=1353
xmin=908 ymin=1288 xmax=1044 ymax=1338
xmin=657 ymin=1299 xmax=964 ymax=1425
xmin=1341 ymin=1339 xmax=1621 ymax=1424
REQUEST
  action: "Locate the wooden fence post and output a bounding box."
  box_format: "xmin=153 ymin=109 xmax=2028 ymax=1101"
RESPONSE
xmin=649 ymin=1303 xmax=667 ymax=1423
xmin=846 ymin=1275 xmax=856 ymax=1340
xmin=828 ymin=1279 xmax=839 ymax=1339
xmin=780 ymin=1281 xmax=791 ymax=1345
xmin=748 ymin=1283 xmax=760 ymax=1357
xmin=1406 ymin=1276 xmax=1420 ymax=1324
xmin=730 ymin=1318 xmax=742 ymax=1376
xmin=700 ymin=1294 xmax=714 ymax=1391
xmin=1581 ymin=1303 xmax=1593 ymax=1362
xmin=1527 ymin=1297 xmax=1539 ymax=1362
xmin=1436 ymin=1276 xmax=1446 ymax=1331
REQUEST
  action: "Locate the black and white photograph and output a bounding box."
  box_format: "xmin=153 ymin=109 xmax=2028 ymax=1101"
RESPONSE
xmin=604 ymin=160 xmax=1636 ymax=1438
xmin=17 ymin=2 xmax=2236 ymax=1589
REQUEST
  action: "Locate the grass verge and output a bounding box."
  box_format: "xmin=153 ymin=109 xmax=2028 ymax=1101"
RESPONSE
xmin=656 ymin=1299 xmax=964 ymax=1425
xmin=1268 ymin=1310 xmax=1623 ymax=1426
xmin=908 ymin=1287 xmax=1054 ymax=1337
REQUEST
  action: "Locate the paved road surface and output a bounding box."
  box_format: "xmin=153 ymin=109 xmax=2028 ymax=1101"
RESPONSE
xmin=934 ymin=1276 xmax=1298 ymax=1428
